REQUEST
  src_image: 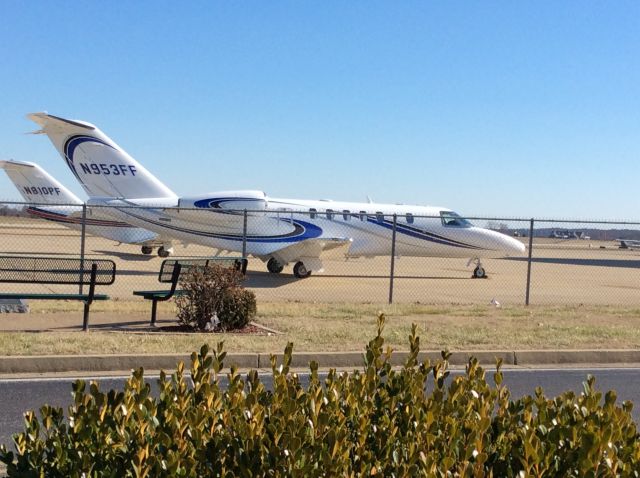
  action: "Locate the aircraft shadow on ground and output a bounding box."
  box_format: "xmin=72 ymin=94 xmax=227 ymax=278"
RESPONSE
xmin=244 ymin=272 xmax=468 ymax=288
xmin=93 ymin=250 xmax=158 ymax=262
xmin=316 ymin=274 xmax=469 ymax=280
xmin=244 ymin=273 xmax=301 ymax=288
xmin=503 ymin=257 xmax=640 ymax=269
xmin=113 ymin=269 xmax=157 ymax=277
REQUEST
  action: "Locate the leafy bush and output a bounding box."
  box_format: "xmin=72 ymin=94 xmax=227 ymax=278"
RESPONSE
xmin=1 ymin=315 xmax=639 ymax=476
xmin=216 ymin=287 xmax=257 ymax=331
xmin=175 ymin=263 xmax=256 ymax=331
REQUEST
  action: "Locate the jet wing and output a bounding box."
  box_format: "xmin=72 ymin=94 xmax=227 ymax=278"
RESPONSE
xmin=267 ymin=237 xmax=352 ymax=271
xmin=62 ymin=208 xmax=162 ymax=245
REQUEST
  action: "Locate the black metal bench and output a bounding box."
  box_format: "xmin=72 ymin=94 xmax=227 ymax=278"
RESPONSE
xmin=133 ymin=257 xmax=248 ymax=326
xmin=0 ymin=255 xmax=116 ymax=331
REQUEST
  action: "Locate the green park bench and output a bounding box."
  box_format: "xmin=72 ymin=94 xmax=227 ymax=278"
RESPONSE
xmin=133 ymin=257 xmax=248 ymax=326
xmin=0 ymin=255 xmax=116 ymax=331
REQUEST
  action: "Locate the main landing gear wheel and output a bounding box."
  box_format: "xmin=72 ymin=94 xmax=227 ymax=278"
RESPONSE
xmin=267 ymin=257 xmax=284 ymax=274
xmin=141 ymin=245 xmax=153 ymax=255
xmin=157 ymin=246 xmax=171 ymax=258
xmin=293 ymin=261 xmax=312 ymax=279
xmin=473 ymin=266 xmax=487 ymax=279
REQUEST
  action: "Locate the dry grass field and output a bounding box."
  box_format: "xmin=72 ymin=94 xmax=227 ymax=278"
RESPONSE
xmin=1 ymin=217 xmax=640 ymax=355
xmin=0 ymin=301 xmax=639 ymax=356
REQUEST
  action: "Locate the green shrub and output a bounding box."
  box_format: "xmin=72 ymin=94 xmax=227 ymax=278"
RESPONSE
xmin=217 ymin=287 xmax=257 ymax=331
xmin=175 ymin=263 xmax=256 ymax=331
xmin=1 ymin=314 xmax=639 ymax=476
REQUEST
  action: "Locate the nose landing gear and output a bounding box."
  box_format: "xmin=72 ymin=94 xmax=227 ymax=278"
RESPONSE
xmin=468 ymin=258 xmax=487 ymax=279
xmin=473 ymin=265 xmax=486 ymax=279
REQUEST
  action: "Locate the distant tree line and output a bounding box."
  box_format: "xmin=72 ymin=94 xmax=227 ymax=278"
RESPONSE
xmin=0 ymin=205 xmax=28 ymax=217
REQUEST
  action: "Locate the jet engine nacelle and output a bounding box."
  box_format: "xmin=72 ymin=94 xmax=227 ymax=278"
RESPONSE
xmin=180 ymin=190 xmax=268 ymax=211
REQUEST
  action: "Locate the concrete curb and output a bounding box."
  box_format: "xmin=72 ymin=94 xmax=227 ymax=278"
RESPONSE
xmin=514 ymin=349 xmax=640 ymax=365
xmin=0 ymin=350 xmax=639 ymax=374
xmin=0 ymin=353 xmax=258 ymax=374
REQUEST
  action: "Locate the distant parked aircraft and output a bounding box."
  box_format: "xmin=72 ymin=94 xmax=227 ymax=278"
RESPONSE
xmin=28 ymin=112 xmax=526 ymax=278
xmin=549 ymin=230 xmax=590 ymax=240
xmin=0 ymin=159 xmax=162 ymax=250
xmin=617 ymin=239 xmax=640 ymax=250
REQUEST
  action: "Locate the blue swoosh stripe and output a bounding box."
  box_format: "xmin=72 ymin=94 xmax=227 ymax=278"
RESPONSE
xmin=367 ymin=217 xmax=483 ymax=250
xmin=63 ymin=135 xmax=115 ymax=181
xmin=193 ymin=197 xmax=263 ymax=209
xmin=117 ymin=207 xmax=323 ymax=243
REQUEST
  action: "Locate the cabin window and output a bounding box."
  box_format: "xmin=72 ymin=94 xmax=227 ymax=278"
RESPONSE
xmin=406 ymin=213 xmax=414 ymax=224
xmin=440 ymin=211 xmax=473 ymax=228
xmin=376 ymin=211 xmax=384 ymax=223
xmin=342 ymin=210 xmax=350 ymax=221
xmin=326 ymin=209 xmax=334 ymax=220
xmin=359 ymin=211 xmax=367 ymax=221
xmin=309 ymin=208 xmax=317 ymax=219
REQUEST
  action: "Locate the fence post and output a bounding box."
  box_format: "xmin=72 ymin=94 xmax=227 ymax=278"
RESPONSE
xmin=389 ymin=214 xmax=397 ymax=304
xmin=242 ymin=209 xmax=248 ymax=259
xmin=79 ymin=203 xmax=87 ymax=294
xmin=525 ymin=218 xmax=534 ymax=306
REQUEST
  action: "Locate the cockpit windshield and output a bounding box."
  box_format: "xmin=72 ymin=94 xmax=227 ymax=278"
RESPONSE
xmin=440 ymin=211 xmax=473 ymax=228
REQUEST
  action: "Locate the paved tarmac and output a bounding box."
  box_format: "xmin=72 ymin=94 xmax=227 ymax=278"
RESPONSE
xmin=3 ymin=218 xmax=640 ymax=305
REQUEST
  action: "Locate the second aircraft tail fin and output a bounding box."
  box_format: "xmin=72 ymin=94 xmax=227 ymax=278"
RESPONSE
xmin=27 ymin=113 xmax=177 ymax=201
xmin=0 ymin=159 xmax=83 ymax=205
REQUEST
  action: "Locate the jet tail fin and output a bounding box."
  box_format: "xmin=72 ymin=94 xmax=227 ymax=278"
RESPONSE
xmin=27 ymin=113 xmax=177 ymax=200
xmin=0 ymin=159 xmax=82 ymax=205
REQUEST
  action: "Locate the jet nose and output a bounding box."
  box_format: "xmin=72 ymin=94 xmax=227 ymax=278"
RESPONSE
xmin=501 ymin=235 xmax=526 ymax=255
xmin=474 ymin=228 xmax=526 ymax=256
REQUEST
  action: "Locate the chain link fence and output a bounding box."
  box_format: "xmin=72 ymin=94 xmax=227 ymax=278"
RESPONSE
xmin=1 ymin=201 xmax=639 ymax=306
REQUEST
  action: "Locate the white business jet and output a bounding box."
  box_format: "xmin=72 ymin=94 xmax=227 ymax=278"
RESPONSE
xmin=0 ymin=159 xmax=162 ymax=250
xmin=617 ymin=239 xmax=640 ymax=250
xmin=28 ymin=113 xmax=525 ymax=278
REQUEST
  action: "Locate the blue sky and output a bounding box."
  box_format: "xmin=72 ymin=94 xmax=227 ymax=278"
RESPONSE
xmin=0 ymin=1 xmax=638 ymax=220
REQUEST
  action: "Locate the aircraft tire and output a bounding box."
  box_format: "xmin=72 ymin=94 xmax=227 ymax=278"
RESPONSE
xmin=473 ymin=266 xmax=486 ymax=279
xmin=267 ymin=257 xmax=284 ymax=274
xmin=157 ymin=247 xmax=170 ymax=258
xmin=293 ymin=261 xmax=312 ymax=278
xmin=141 ymin=245 xmax=153 ymax=255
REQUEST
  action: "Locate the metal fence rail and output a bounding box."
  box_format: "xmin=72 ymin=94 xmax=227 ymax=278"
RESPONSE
xmin=1 ymin=201 xmax=639 ymax=306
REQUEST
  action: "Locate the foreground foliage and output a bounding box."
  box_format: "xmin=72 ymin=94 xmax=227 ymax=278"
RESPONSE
xmin=175 ymin=263 xmax=256 ymax=331
xmin=1 ymin=315 xmax=639 ymax=477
